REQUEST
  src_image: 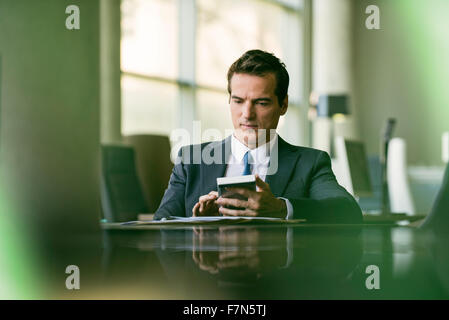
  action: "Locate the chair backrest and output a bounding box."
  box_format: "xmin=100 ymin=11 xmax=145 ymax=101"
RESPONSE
xmin=443 ymin=131 xmax=449 ymax=163
xmin=123 ymin=134 xmax=173 ymax=213
xmin=101 ymin=145 xmax=148 ymax=222
xmin=387 ymin=138 xmax=416 ymax=215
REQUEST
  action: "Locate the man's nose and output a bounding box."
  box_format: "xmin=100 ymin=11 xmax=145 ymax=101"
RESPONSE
xmin=242 ymin=101 xmax=255 ymax=119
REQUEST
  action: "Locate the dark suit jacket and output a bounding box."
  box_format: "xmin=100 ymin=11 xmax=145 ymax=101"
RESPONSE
xmin=154 ymin=135 xmax=362 ymax=223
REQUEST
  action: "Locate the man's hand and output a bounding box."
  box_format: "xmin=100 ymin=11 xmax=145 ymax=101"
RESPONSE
xmin=192 ymin=226 xmax=288 ymax=275
xmin=216 ymin=175 xmax=287 ymax=218
xmin=192 ymin=191 xmax=220 ymax=217
xmin=191 ymin=227 xmax=261 ymax=275
xmin=192 ymin=227 xmax=219 ymax=274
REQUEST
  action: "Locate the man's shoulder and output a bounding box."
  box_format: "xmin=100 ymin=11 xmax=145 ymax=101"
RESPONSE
xmin=278 ymin=136 xmax=329 ymax=158
xmin=175 ymin=138 xmax=228 ymax=165
xmin=177 ymin=138 xmax=226 ymax=153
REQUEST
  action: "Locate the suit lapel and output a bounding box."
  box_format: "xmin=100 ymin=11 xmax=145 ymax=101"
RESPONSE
xmin=265 ymin=136 xmax=302 ymax=197
xmin=200 ymin=135 xmax=301 ymax=197
xmin=200 ymin=136 xmax=232 ymax=193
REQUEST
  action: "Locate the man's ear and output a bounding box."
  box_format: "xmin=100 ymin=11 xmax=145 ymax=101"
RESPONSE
xmin=280 ymin=95 xmax=288 ymax=115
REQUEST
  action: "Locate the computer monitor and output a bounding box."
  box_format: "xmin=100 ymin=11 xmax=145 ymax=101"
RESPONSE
xmin=334 ymin=137 xmax=373 ymax=199
xmin=345 ymin=140 xmax=373 ymax=197
xmin=335 ymin=137 xmax=424 ymax=222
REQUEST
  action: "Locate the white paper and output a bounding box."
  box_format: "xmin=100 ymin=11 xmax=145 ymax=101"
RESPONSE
xmin=121 ymin=216 xmax=305 ymax=225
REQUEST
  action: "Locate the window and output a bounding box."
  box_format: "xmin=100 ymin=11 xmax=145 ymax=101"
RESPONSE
xmin=121 ymin=0 xmax=307 ymax=147
xmin=121 ymin=0 xmax=178 ymax=79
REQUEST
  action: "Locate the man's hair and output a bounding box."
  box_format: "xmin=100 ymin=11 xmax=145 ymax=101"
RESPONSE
xmin=227 ymin=49 xmax=289 ymax=106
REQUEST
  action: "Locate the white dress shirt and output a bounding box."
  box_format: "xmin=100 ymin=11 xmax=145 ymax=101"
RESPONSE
xmin=224 ymin=133 xmax=294 ymax=219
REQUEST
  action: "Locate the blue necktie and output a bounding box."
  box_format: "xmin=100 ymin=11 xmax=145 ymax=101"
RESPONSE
xmin=242 ymin=151 xmax=252 ymax=175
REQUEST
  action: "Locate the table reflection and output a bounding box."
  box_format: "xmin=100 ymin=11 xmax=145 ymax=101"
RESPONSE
xmin=191 ymin=226 xmax=288 ymax=281
xmin=99 ymin=224 xmax=449 ymax=299
xmin=153 ymin=225 xmax=364 ymax=299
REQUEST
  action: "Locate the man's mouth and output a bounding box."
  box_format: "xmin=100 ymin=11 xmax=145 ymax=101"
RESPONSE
xmin=240 ymin=124 xmax=258 ymax=129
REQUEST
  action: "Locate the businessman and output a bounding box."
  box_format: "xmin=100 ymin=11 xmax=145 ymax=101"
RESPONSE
xmin=154 ymin=50 xmax=362 ymax=223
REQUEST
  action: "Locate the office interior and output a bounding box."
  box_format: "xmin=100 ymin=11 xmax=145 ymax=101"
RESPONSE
xmin=0 ymin=0 xmax=448 ymax=299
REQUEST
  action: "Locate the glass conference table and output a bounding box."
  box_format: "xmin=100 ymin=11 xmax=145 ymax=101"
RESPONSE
xmin=82 ymin=219 xmax=449 ymax=300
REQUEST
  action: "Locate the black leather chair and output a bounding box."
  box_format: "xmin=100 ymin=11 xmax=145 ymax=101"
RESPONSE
xmin=100 ymin=145 xmax=148 ymax=222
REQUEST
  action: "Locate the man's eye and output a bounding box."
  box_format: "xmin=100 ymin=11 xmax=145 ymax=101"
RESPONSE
xmin=233 ymin=100 xmax=243 ymax=104
xmin=258 ymin=102 xmax=269 ymax=106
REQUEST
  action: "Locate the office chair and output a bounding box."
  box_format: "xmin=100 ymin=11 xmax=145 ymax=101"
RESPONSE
xmin=387 ymin=138 xmax=416 ymax=215
xmin=123 ymin=134 xmax=173 ymax=213
xmin=334 ymin=136 xmax=420 ymax=224
xmin=101 ymin=145 xmax=148 ymax=222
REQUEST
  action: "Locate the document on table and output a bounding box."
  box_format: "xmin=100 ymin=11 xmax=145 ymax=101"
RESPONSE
xmin=121 ymin=216 xmax=306 ymax=226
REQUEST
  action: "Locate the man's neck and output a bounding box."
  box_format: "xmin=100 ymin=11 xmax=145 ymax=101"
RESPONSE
xmin=233 ymin=131 xmax=278 ymax=150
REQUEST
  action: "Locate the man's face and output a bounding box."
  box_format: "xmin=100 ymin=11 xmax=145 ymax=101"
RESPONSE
xmin=229 ymin=73 xmax=288 ymax=148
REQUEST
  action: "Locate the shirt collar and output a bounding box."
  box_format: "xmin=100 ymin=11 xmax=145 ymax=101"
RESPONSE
xmin=231 ymin=133 xmax=278 ymax=165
